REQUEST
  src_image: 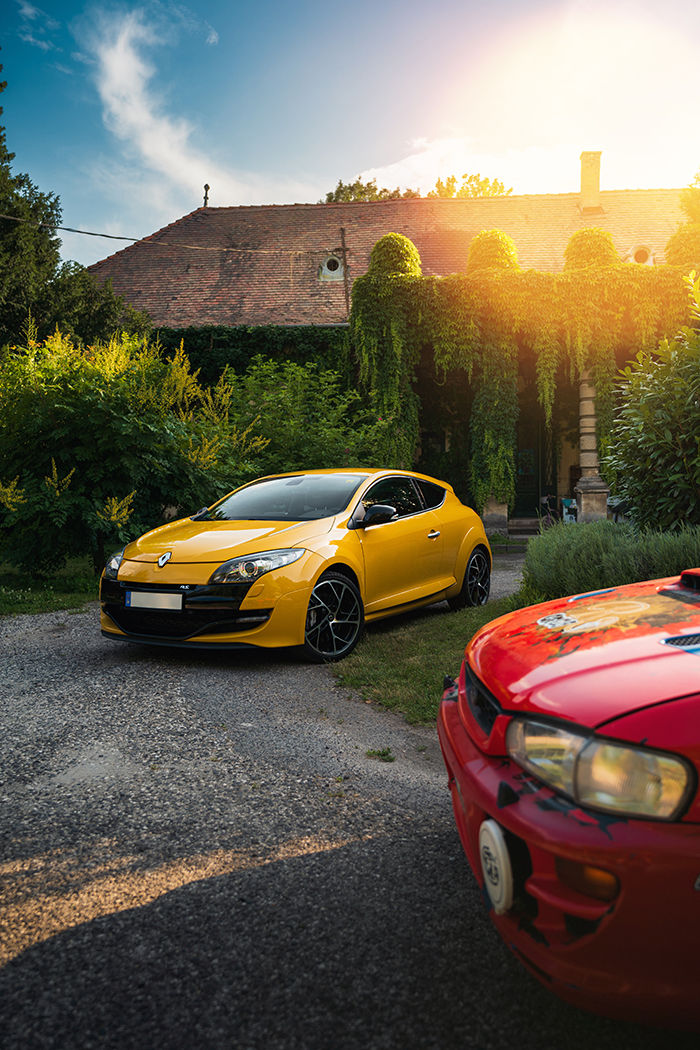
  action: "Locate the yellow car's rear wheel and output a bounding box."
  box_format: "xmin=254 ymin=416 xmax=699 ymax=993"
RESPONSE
xmin=448 ymin=546 xmax=491 ymax=610
xmin=303 ymin=571 xmax=364 ymax=662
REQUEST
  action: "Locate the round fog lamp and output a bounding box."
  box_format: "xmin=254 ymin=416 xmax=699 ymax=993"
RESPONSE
xmin=479 ymin=819 xmax=514 ymax=915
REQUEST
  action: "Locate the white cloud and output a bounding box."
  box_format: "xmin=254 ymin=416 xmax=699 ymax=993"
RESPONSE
xmin=361 ymin=136 xmax=693 ymax=202
xmin=359 ymin=139 xmax=584 ymax=196
xmin=18 ymin=31 xmax=55 ymax=51
xmin=17 ymin=1 xmax=40 ymax=20
xmin=83 ymin=8 xmax=318 ymax=212
xmin=16 ymin=0 xmax=60 ymax=49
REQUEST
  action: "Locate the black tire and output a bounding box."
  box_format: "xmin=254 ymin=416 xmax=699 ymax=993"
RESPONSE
xmin=448 ymin=546 xmax=491 ymax=611
xmin=303 ymin=571 xmax=364 ymax=662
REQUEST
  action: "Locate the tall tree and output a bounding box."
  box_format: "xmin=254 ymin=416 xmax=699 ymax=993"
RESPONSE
xmin=323 ymin=172 xmax=512 ymax=203
xmin=0 ymin=65 xmax=62 ymax=344
xmin=322 ymin=177 xmax=419 ymax=203
xmin=664 ymin=169 xmax=700 ymax=269
xmin=427 ymin=173 xmax=512 ymax=198
xmin=680 ymin=169 xmax=700 ymax=224
xmin=0 ymin=66 xmax=149 ymax=347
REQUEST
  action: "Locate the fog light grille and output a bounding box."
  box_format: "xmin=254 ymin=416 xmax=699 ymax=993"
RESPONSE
xmin=465 ymin=665 xmax=501 ymax=735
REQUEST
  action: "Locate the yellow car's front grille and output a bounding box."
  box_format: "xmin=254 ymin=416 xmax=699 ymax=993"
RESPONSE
xmin=104 ymin=604 xmax=271 ymax=640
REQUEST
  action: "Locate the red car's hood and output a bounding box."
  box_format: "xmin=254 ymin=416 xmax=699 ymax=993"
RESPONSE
xmin=468 ymin=571 xmax=700 ymax=728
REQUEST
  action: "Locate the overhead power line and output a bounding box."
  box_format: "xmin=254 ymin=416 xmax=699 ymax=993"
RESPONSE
xmin=0 ymin=213 xmax=137 ymax=241
xmin=0 ymin=212 xmax=339 ymax=255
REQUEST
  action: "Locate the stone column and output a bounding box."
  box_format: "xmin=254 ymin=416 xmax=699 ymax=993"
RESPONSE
xmin=482 ymin=497 xmax=509 ymax=536
xmin=574 ymin=369 xmax=609 ymax=522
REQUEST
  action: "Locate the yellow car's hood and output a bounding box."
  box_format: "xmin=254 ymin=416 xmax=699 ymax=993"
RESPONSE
xmin=125 ymin=516 xmax=333 ymax=564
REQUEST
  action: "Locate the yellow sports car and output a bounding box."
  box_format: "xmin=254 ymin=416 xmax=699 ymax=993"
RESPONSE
xmin=100 ymin=469 xmax=491 ymax=661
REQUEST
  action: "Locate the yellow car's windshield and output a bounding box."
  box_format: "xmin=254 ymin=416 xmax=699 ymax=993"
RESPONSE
xmin=205 ymin=473 xmax=368 ymax=522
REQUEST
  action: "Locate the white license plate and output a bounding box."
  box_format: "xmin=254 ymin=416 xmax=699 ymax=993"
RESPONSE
xmin=125 ymin=591 xmax=183 ymax=611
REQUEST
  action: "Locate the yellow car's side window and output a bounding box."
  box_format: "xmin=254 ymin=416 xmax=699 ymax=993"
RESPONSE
xmin=361 ymin=478 xmax=423 ymax=517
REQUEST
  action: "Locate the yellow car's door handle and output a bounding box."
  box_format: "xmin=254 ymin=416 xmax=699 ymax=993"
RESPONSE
xmin=428 ymin=530 xmax=440 ymax=539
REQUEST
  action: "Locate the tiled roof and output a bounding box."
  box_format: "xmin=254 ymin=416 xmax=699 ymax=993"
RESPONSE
xmin=88 ymin=189 xmax=684 ymax=328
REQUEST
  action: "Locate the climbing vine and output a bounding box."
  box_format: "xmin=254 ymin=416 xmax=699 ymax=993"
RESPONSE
xmin=349 ymin=235 xmax=425 ymax=466
xmin=467 ymin=228 xmax=520 ymax=272
xmin=665 ymin=222 xmax=700 ymax=268
xmin=350 ymin=229 xmax=690 ymax=510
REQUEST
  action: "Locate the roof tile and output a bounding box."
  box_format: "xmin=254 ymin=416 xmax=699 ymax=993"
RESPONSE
xmin=89 ymin=191 xmax=684 ymax=327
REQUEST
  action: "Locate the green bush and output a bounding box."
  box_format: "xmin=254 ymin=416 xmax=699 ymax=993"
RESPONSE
xmin=368 ymin=233 xmax=422 ymax=276
xmin=523 ymin=519 xmax=700 ymax=600
xmin=564 ymin=227 xmax=620 ymax=270
xmin=156 ymin=325 xmax=349 ymax=387
xmin=466 ymin=229 xmax=519 ymax=272
xmin=224 ymin=357 xmax=392 ymax=475
xmin=665 ymin=223 xmax=700 ymax=269
xmin=604 ymin=276 xmax=700 ymax=528
xmin=0 ymin=332 xmax=392 ymax=575
xmin=0 ymin=332 xmax=267 ymax=573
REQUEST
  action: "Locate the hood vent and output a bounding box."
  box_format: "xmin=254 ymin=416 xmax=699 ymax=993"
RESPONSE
xmin=680 ymin=570 xmax=700 ymax=591
xmin=664 ymin=634 xmax=700 ymax=649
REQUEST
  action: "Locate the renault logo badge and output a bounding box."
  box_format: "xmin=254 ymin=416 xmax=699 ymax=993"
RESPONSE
xmin=157 ymin=551 xmax=172 ymax=568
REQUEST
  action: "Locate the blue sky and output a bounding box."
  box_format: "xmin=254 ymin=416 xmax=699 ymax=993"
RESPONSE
xmin=5 ymin=0 xmax=700 ymax=266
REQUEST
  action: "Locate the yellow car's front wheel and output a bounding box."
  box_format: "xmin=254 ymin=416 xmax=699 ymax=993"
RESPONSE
xmin=303 ymin=571 xmax=364 ymax=662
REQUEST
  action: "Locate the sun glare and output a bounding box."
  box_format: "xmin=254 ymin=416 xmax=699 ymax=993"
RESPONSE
xmin=441 ymin=3 xmax=699 ymax=192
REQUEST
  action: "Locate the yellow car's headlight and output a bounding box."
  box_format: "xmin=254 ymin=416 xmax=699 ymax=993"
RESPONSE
xmin=209 ymin=548 xmax=304 ymax=584
xmin=104 ymin=548 xmax=125 ymax=580
xmin=506 ymin=718 xmax=692 ymax=820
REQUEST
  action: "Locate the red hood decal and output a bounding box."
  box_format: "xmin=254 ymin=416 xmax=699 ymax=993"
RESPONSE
xmin=468 ymin=577 xmax=700 ymax=727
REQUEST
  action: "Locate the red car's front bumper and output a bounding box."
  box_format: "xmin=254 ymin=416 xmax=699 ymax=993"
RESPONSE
xmin=438 ymin=690 xmax=700 ymax=1027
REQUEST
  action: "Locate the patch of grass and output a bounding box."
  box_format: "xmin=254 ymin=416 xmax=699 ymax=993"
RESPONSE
xmin=366 ymin=747 xmax=396 ymax=762
xmin=341 ymin=523 xmax=700 ymax=726
xmin=0 ymin=557 xmax=98 ymax=616
xmin=337 ymin=596 xmax=517 ymax=725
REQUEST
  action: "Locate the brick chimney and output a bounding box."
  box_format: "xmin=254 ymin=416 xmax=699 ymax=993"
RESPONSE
xmin=580 ymin=151 xmax=603 ymax=214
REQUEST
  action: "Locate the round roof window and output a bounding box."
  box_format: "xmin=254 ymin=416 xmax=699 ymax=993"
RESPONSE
xmin=319 ymin=255 xmax=344 ymax=281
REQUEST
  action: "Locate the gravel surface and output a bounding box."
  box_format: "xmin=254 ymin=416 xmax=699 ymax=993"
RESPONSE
xmin=1 ymin=553 xmax=695 ymax=1049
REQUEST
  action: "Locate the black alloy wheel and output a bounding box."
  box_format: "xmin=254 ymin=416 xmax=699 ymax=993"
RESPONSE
xmin=303 ymin=571 xmax=364 ymax=662
xmin=448 ymin=547 xmax=491 ymax=610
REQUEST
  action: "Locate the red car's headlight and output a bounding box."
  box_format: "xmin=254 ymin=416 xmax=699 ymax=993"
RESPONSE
xmin=506 ymin=718 xmax=693 ymax=821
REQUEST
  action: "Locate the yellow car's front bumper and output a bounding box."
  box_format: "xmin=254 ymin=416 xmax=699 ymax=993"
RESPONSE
xmin=100 ymin=551 xmax=323 ymax=650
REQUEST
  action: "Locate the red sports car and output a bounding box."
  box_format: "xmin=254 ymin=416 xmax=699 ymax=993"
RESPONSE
xmin=438 ymin=569 xmax=700 ymax=1026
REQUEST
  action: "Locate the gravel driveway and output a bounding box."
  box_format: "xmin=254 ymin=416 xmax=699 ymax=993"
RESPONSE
xmin=1 ymin=554 xmax=694 ymax=1049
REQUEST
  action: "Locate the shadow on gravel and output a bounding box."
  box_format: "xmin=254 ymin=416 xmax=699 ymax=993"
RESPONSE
xmin=1 ymin=829 xmax=692 ymax=1050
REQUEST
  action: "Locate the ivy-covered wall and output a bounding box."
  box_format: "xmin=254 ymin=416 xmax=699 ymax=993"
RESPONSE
xmin=349 ymin=233 xmax=690 ymax=512
xmin=153 ymin=234 xmax=692 ymax=516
